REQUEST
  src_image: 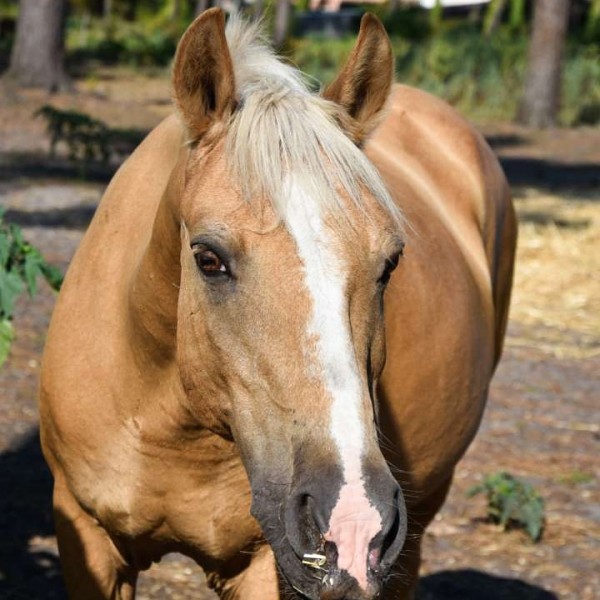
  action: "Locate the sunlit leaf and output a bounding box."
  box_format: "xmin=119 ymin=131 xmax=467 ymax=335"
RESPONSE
xmin=0 ymin=318 xmax=13 ymax=367
xmin=0 ymin=270 xmax=24 ymax=319
xmin=40 ymin=263 xmax=64 ymax=291
xmin=23 ymin=252 xmax=43 ymax=296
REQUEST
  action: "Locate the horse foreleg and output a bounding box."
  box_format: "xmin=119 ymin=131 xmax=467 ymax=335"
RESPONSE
xmin=208 ymin=545 xmax=279 ymax=600
xmin=53 ymin=479 xmax=138 ymax=600
xmin=383 ymin=474 xmax=454 ymax=599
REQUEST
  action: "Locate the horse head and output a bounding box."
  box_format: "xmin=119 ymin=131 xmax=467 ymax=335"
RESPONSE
xmin=171 ymin=9 xmax=406 ymax=599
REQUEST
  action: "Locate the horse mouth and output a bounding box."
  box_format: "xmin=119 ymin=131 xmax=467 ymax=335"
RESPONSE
xmin=277 ymin=544 xmax=385 ymax=600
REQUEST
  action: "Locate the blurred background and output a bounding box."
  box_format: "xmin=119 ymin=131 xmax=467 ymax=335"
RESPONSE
xmin=0 ymin=1 xmax=598 ymax=599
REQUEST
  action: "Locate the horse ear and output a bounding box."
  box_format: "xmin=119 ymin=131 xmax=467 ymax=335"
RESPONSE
xmin=323 ymin=13 xmax=394 ymax=144
xmin=173 ymin=8 xmax=235 ymax=139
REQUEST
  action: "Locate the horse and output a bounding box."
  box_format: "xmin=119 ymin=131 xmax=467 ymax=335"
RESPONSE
xmin=39 ymin=9 xmax=516 ymax=600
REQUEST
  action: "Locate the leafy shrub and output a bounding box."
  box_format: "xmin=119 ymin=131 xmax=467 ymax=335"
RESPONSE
xmin=562 ymin=43 xmax=600 ymax=125
xmin=290 ymin=25 xmax=600 ymax=125
xmin=467 ymin=472 xmax=545 ymax=542
xmin=368 ymin=5 xmax=432 ymax=41
xmin=67 ymin=17 xmax=179 ymax=67
xmin=0 ymin=209 xmax=63 ymax=366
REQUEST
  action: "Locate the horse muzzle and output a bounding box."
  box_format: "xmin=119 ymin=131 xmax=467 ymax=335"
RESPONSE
xmin=263 ymin=465 xmax=407 ymax=600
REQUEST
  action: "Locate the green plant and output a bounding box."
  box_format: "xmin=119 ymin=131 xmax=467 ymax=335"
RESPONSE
xmin=0 ymin=208 xmax=63 ymax=366
xmin=67 ymin=15 xmax=179 ymax=67
xmin=467 ymin=472 xmax=545 ymax=542
xmin=290 ymin=25 xmax=599 ymax=125
xmin=556 ymin=470 xmax=594 ymax=486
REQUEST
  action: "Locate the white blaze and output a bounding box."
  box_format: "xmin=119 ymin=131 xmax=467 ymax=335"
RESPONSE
xmin=284 ymin=178 xmax=382 ymax=590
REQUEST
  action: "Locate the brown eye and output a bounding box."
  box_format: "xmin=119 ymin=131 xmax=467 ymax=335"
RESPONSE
xmin=194 ymin=248 xmax=229 ymax=277
xmin=378 ymin=247 xmax=403 ymax=287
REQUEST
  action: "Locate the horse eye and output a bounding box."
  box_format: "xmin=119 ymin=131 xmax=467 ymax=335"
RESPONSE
xmin=194 ymin=248 xmax=229 ymax=277
xmin=378 ymin=248 xmax=403 ymax=287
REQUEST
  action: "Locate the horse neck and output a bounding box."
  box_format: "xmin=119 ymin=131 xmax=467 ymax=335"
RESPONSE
xmin=127 ymin=161 xmax=184 ymax=368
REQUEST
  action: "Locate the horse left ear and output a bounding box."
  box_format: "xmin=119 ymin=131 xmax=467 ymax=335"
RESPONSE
xmin=323 ymin=13 xmax=394 ymax=144
xmin=173 ymin=8 xmax=235 ymax=140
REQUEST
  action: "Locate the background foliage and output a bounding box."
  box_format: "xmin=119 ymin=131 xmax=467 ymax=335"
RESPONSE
xmin=468 ymin=471 xmax=546 ymax=542
xmin=1 ymin=1 xmax=598 ymax=124
xmin=291 ymin=8 xmax=600 ymax=125
xmin=0 ymin=209 xmax=63 ymax=366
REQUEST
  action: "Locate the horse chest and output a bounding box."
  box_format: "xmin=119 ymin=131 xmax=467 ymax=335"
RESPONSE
xmin=73 ymin=427 xmax=261 ymax=558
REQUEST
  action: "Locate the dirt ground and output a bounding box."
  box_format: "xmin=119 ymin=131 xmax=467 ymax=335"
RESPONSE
xmin=0 ymin=71 xmax=598 ymax=600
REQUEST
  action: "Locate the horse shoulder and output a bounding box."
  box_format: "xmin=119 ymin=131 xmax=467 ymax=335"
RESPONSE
xmin=40 ymin=115 xmax=187 ymax=520
xmin=367 ymin=85 xmax=516 ymax=492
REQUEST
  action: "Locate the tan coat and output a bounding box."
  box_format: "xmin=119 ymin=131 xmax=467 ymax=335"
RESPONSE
xmin=39 ymin=11 xmax=515 ymax=600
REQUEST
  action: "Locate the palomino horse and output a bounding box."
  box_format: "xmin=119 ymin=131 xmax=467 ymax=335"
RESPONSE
xmin=40 ymin=9 xmax=516 ymax=600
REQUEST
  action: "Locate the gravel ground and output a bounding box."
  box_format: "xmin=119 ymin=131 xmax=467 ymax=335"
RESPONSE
xmin=0 ymin=78 xmax=598 ymax=600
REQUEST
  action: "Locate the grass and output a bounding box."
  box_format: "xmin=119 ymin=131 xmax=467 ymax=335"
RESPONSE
xmin=556 ymin=471 xmax=594 ymax=486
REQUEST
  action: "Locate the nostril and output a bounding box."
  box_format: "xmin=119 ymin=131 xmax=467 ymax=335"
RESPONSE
xmin=286 ymin=492 xmax=324 ymax=556
xmin=307 ymin=494 xmax=328 ymax=535
xmin=380 ymin=501 xmax=400 ymax=559
xmin=372 ymin=485 xmax=405 ymax=572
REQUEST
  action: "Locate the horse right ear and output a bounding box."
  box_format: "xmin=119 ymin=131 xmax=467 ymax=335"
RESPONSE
xmin=173 ymin=8 xmax=235 ymax=140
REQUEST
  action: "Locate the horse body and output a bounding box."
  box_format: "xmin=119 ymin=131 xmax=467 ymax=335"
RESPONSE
xmin=371 ymin=84 xmax=514 ymax=494
xmin=39 ymin=11 xmax=515 ymax=600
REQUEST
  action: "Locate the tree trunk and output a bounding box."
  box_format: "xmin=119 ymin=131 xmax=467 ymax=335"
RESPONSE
xmin=253 ymin=0 xmax=265 ymax=21
xmin=483 ymin=0 xmax=508 ymax=36
xmin=124 ymin=0 xmax=138 ymax=21
xmin=171 ymin=0 xmax=182 ymax=22
xmin=388 ymin=0 xmax=401 ymax=14
xmin=517 ymin=0 xmax=570 ymax=128
xmin=7 ymin=0 xmax=69 ymax=91
xmin=195 ymin=0 xmax=210 ymax=16
xmin=509 ymin=0 xmax=526 ymax=30
xmin=273 ymin=0 xmax=291 ymax=49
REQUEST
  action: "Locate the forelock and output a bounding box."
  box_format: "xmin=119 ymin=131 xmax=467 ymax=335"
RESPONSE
xmin=223 ymin=15 xmax=404 ymax=232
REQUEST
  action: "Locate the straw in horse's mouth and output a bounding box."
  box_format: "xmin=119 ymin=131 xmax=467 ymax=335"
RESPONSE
xmin=302 ymin=551 xmax=335 ymax=586
xmin=302 ymin=552 xmax=327 ymax=569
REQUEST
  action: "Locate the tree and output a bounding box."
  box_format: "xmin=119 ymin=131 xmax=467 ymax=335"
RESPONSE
xmin=6 ymin=0 xmax=69 ymax=91
xmin=273 ymin=0 xmax=291 ymax=48
xmin=195 ymin=0 xmax=209 ymax=16
xmin=517 ymin=0 xmax=571 ymax=127
xmin=103 ymin=0 xmax=112 ymax=20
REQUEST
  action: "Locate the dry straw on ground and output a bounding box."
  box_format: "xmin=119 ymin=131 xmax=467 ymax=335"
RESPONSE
xmin=509 ymin=188 xmax=600 ymax=359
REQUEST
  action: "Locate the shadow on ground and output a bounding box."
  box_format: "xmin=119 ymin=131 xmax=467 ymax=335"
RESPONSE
xmin=1 ymin=144 xmax=599 ymax=192
xmin=418 ymin=569 xmax=558 ymax=599
xmin=4 ymin=205 xmax=97 ymax=230
xmin=0 ymin=153 xmax=117 ymax=184
xmin=498 ymin=157 xmax=600 ymax=189
xmin=485 ymin=134 xmax=528 ymax=148
xmin=0 ymin=429 xmax=66 ymax=599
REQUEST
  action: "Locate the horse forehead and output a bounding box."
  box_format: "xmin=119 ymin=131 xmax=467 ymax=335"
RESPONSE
xmin=185 ymin=139 xmax=392 ymax=242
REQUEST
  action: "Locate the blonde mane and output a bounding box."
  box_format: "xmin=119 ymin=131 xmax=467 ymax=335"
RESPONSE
xmin=224 ymin=16 xmax=404 ymax=230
